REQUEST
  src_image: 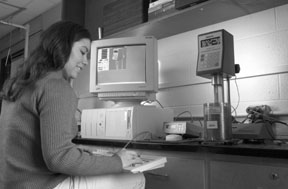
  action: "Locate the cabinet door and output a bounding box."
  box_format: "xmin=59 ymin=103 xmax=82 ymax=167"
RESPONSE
xmin=145 ymin=156 xmax=205 ymax=189
xmin=79 ymin=146 xmax=206 ymax=189
xmin=210 ymin=161 xmax=288 ymax=189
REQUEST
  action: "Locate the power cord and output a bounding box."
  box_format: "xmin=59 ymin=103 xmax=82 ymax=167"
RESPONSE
xmin=231 ymin=75 xmax=240 ymax=117
xmin=250 ymin=110 xmax=288 ymax=127
xmin=141 ymin=99 xmax=164 ymax=108
xmin=174 ymin=111 xmax=193 ymax=122
xmin=116 ymin=131 xmax=153 ymax=153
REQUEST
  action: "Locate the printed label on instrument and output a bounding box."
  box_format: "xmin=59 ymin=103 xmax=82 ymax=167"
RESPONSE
xmin=207 ymin=121 xmax=218 ymax=129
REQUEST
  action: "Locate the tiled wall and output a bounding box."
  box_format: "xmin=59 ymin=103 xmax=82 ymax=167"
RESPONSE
xmin=154 ymin=4 xmax=288 ymax=138
xmin=76 ymin=4 xmax=288 ymax=138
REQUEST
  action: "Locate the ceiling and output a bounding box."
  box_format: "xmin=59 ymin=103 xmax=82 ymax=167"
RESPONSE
xmin=0 ymin=0 xmax=62 ymax=39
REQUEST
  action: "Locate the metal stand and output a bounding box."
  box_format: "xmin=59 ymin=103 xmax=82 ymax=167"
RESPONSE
xmin=204 ymin=74 xmax=232 ymax=141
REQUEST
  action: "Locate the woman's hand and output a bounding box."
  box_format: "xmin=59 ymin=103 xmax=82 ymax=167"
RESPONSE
xmin=116 ymin=150 xmax=143 ymax=168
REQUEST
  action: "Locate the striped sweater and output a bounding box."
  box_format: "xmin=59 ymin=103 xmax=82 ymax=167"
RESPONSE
xmin=0 ymin=72 xmax=123 ymax=189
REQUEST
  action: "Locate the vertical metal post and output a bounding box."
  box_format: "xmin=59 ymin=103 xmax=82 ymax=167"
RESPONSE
xmin=24 ymin=24 xmax=30 ymax=60
xmin=98 ymin=27 xmax=103 ymax=40
xmin=225 ymin=77 xmax=231 ymax=105
xmin=212 ymin=75 xmax=224 ymax=103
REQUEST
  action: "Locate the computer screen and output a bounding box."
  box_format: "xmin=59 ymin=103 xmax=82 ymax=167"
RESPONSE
xmin=90 ymin=36 xmax=158 ymax=103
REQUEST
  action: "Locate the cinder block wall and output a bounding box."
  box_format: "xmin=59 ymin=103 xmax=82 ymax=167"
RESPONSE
xmin=76 ymin=4 xmax=288 ymax=138
xmin=155 ymin=4 xmax=288 ymax=138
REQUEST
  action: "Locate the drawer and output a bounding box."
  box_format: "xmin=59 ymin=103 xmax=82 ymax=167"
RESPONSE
xmin=210 ymin=161 xmax=288 ymax=189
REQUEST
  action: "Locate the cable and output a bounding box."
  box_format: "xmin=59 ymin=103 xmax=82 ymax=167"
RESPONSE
xmin=251 ymin=110 xmax=288 ymax=127
xmin=263 ymin=120 xmax=275 ymax=140
xmin=5 ymin=49 xmax=11 ymax=66
xmin=155 ymin=99 xmax=164 ymax=108
xmin=175 ymin=111 xmax=193 ymax=122
xmin=116 ymin=131 xmax=152 ymax=153
xmin=141 ymin=99 xmax=164 ymax=108
xmin=231 ymin=75 xmax=240 ymax=115
xmin=240 ymin=116 xmax=249 ymax=123
xmin=198 ymin=120 xmax=203 ymax=127
xmin=230 ymin=105 xmax=238 ymax=119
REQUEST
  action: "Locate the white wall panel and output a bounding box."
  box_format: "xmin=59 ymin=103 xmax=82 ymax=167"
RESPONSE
xmin=211 ymin=8 xmax=276 ymax=40
xmin=157 ymin=83 xmax=213 ymax=107
xmin=157 ymin=4 xmax=288 ymax=121
xmin=279 ymin=73 xmax=288 ymax=100
xmin=230 ymin=75 xmax=279 ymax=102
xmin=235 ymin=30 xmax=288 ymax=78
xmin=276 ymin=4 xmax=288 ymax=30
xmin=158 ymin=6 xmax=285 ymax=89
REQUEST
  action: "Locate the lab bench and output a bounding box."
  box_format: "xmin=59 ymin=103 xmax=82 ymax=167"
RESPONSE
xmin=73 ymin=138 xmax=288 ymax=189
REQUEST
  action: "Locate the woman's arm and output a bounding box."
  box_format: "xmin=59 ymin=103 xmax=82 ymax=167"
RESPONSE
xmin=37 ymin=78 xmax=123 ymax=176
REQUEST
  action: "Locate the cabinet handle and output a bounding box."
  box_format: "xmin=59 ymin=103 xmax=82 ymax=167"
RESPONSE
xmin=145 ymin=172 xmax=169 ymax=178
xmin=270 ymin=173 xmax=280 ymax=180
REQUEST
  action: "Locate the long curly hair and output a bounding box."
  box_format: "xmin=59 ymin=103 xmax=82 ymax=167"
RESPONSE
xmin=0 ymin=21 xmax=91 ymax=101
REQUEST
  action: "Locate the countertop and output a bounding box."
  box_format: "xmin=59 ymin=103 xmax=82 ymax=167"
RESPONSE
xmin=72 ymin=138 xmax=288 ymax=159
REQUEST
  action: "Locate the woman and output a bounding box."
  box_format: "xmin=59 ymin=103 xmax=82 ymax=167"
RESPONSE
xmin=0 ymin=21 xmax=143 ymax=189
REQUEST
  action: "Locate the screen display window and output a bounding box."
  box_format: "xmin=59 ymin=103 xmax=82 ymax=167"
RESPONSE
xmin=201 ymin=37 xmax=221 ymax=48
xmin=96 ymin=45 xmax=146 ymax=85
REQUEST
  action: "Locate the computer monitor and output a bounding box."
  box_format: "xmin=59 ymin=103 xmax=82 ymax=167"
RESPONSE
xmin=89 ymin=36 xmax=158 ymax=104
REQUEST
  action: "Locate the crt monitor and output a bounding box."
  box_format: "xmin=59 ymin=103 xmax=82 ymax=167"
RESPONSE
xmin=89 ymin=36 xmax=158 ymax=103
